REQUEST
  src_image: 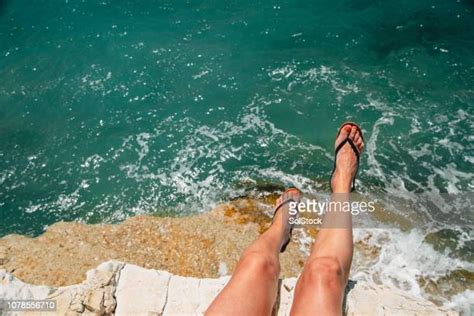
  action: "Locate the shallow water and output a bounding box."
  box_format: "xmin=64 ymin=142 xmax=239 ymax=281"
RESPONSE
xmin=0 ymin=0 xmax=473 ymax=312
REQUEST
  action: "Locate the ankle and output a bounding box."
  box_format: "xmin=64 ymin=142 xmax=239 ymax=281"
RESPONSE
xmin=332 ymin=184 xmax=351 ymax=193
xmin=331 ymin=172 xmax=352 ymax=192
xmin=270 ymin=217 xmax=288 ymax=235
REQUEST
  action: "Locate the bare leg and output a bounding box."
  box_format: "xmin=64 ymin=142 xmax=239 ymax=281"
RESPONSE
xmin=206 ymin=189 xmax=302 ymax=316
xmin=290 ymin=125 xmax=364 ymax=315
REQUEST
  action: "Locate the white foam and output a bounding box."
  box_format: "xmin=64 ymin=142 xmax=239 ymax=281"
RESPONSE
xmin=432 ymin=163 xmax=471 ymax=195
xmin=352 ymin=228 xmax=474 ymax=310
xmin=365 ymin=114 xmax=394 ymax=179
xmin=80 ymin=154 xmax=105 ymax=170
xmin=443 ymin=290 xmax=474 ymax=315
xmin=136 ymin=133 xmax=151 ymax=161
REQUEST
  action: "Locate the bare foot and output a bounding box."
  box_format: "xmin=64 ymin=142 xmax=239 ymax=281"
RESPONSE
xmin=331 ymin=125 xmax=364 ymax=193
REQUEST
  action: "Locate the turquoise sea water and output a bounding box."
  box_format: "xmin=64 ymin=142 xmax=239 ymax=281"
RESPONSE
xmin=1 ymin=0 xmax=473 ymax=311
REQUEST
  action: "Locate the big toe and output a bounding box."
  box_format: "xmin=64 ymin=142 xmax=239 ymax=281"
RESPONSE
xmin=276 ymin=188 xmax=301 ymax=207
xmin=283 ymin=188 xmax=302 ymax=201
xmin=335 ymin=125 xmax=352 ymax=148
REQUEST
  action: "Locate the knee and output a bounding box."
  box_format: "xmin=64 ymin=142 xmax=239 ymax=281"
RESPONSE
xmin=301 ymin=257 xmax=344 ymax=290
xmin=239 ymin=250 xmax=280 ymax=278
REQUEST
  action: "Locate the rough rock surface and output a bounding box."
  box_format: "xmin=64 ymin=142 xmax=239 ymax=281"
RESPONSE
xmin=0 ymin=199 xmax=310 ymax=287
xmin=0 ymin=261 xmax=458 ymax=315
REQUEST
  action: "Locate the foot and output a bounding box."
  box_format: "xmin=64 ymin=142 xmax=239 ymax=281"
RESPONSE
xmin=272 ymin=188 xmax=302 ymax=250
xmin=331 ymin=125 xmax=364 ymax=193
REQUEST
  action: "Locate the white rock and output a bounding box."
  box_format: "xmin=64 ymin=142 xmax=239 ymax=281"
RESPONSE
xmin=277 ymin=277 xmax=297 ymax=316
xmin=163 ymin=275 xmax=200 ymax=315
xmin=115 ymin=264 xmax=171 ymax=316
xmin=95 ymin=260 xmax=123 ymax=273
xmin=345 ymin=281 xmax=457 ymax=315
xmin=49 ymin=285 xmax=85 ymax=314
xmin=86 ymin=260 xmax=123 ymax=288
xmin=83 ymin=287 xmax=105 ymax=313
xmin=0 ymin=261 xmax=460 ymax=316
xmin=196 ymin=276 xmax=230 ymax=314
xmin=87 ymin=271 xmax=114 ymax=289
xmin=103 ymin=285 xmax=116 ymax=313
xmin=0 ymin=269 xmax=51 ymax=300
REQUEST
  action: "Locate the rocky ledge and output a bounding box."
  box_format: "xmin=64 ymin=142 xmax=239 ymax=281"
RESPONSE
xmin=0 ymin=199 xmax=309 ymax=287
xmin=0 ymin=200 xmax=461 ymax=315
xmin=0 ymin=260 xmax=457 ymax=315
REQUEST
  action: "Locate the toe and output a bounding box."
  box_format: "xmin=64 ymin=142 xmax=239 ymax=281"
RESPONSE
xmin=335 ymin=124 xmax=352 ymax=148
xmin=286 ymin=188 xmax=301 ymax=201
xmin=354 ymin=133 xmax=360 ymax=144
xmin=279 ymin=189 xmax=291 ymax=204
xmin=349 ymin=126 xmax=357 ymax=140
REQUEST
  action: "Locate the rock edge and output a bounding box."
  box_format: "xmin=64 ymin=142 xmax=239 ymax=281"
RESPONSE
xmin=0 ymin=260 xmax=458 ymax=315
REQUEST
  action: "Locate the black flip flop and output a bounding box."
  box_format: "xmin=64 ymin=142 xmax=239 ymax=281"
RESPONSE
xmin=330 ymin=122 xmax=364 ymax=192
xmin=272 ymin=188 xmax=302 ymax=253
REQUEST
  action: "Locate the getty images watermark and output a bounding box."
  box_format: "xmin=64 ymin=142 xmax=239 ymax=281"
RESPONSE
xmin=286 ymin=196 xmax=375 ymax=226
xmin=279 ymin=192 xmax=473 ymax=229
xmin=288 ymin=199 xmax=375 ymax=217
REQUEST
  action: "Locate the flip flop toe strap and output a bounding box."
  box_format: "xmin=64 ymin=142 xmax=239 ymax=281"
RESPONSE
xmin=272 ymin=198 xmax=292 ymax=218
xmin=272 ymin=197 xmax=300 ymax=253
